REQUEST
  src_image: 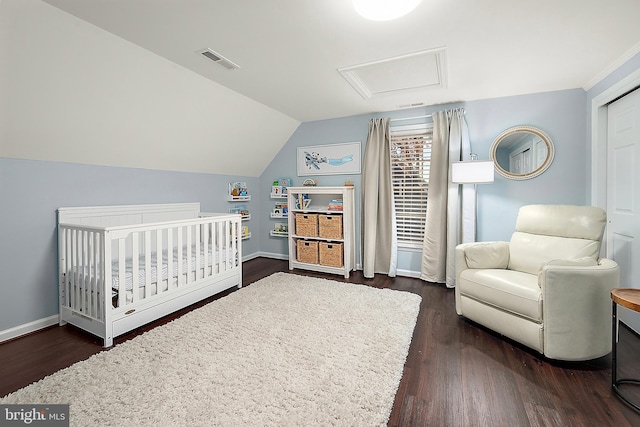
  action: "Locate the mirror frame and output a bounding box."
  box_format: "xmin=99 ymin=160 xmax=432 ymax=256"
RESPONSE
xmin=490 ymin=125 xmax=555 ymax=180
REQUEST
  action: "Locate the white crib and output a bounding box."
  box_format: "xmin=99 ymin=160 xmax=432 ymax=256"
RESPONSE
xmin=57 ymin=203 xmax=242 ymax=347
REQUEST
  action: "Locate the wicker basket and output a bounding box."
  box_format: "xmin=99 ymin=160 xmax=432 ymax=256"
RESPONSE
xmin=295 ymin=213 xmax=318 ymax=237
xmin=318 ymin=214 xmax=343 ymax=239
xmin=319 ymin=242 xmax=343 ymax=267
xmin=297 ymin=240 xmax=319 ymax=264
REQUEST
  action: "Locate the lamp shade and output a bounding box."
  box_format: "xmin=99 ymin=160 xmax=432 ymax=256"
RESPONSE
xmin=451 ymin=160 xmax=495 ymax=184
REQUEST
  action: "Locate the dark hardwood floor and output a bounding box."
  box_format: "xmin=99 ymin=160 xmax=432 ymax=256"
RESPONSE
xmin=1 ymin=257 xmax=639 ymax=426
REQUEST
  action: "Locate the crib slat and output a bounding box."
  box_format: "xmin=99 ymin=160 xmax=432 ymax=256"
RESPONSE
xmin=131 ymin=232 xmax=139 ymax=303
xmin=103 ymin=231 xmax=112 ymax=338
xmin=156 ymin=229 xmax=162 ymax=294
xmin=81 ymin=230 xmax=88 ymax=315
xmin=167 ymin=227 xmax=174 ymax=289
xmin=145 ymin=230 xmax=151 ymax=299
xmin=231 ymin=220 xmax=237 ymax=270
xmin=202 ymin=223 xmax=209 ymax=279
xmin=91 ymin=232 xmax=98 ymax=318
xmin=72 ymin=229 xmax=79 ymax=311
xmin=86 ymin=231 xmax=93 ymax=317
xmin=65 ymin=229 xmax=72 ymax=311
xmin=177 ymin=228 xmax=183 ymax=287
xmin=215 ymin=221 xmax=222 ymax=273
xmin=195 ymin=224 xmax=201 ymax=280
xmin=186 ymin=226 xmax=192 ymax=284
xmin=117 ymin=239 xmax=126 ymax=308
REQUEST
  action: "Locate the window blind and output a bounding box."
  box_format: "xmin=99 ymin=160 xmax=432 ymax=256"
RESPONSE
xmin=390 ymin=126 xmax=432 ymax=248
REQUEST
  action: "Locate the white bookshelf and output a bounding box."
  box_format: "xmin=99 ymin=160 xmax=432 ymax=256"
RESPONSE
xmin=287 ymin=186 xmax=355 ymax=278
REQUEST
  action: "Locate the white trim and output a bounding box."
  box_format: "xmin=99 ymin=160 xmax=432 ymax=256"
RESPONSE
xmin=242 ymin=251 xmax=262 ymax=262
xmin=396 ymin=268 xmax=421 ymax=279
xmin=254 ymin=251 xmax=289 ymax=261
xmin=590 ymin=67 xmax=640 ymax=215
xmin=0 ymin=315 xmax=58 ymax=344
xmin=584 ymin=41 xmax=640 ymax=91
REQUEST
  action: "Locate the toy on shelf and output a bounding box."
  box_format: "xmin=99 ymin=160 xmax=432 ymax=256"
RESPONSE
xmin=229 ymin=205 xmax=250 ymax=220
xmin=302 ymin=178 xmax=318 ymax=186
xmin=228 ymin=182 xmax=250 ymax=200
xmin=270 ymin=222 xmax=288 ymax=237
xmin=271 ymin=201 xmax=288 ymax=218
xmin=271 ymin=178 xmax=292 ymax=198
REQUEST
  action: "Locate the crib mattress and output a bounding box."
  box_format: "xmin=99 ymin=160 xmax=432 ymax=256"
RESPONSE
xmin=67 ymin=244 xmax=234 ymax=295
xmin=111 ymin=245 xmax=229 ymax=291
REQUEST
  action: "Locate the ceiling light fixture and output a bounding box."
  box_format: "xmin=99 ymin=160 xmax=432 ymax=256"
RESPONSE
xmin=353 ymin=0 xmax=422 ymax=21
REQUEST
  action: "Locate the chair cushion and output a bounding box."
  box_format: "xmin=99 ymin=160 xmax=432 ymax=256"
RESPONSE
xmin=464 ymin=241 xmax=509 ymax=269
xmin=458 ymin=269 xmax=542 ymax=322
xmin=515 ymin=205 xmax=606 ymax=240
xmin=507 ymin=205 xmax=606 ymax=275
xmin=508 ymin=232 xmax=601 ymax=275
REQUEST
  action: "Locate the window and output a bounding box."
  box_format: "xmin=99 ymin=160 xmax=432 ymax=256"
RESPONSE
xmin=390 ymin=124 xmax=433 ymax=248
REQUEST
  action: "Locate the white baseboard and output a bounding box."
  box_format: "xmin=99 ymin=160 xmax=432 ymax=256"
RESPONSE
xmin=242 ymin=252 xmax=261 ymax=262
xmin=254 ymin=251 xmax=289 ymax=261
xmin=0 ymin=315 xmax=58 ymax=344
xmin=396 ymin=268 xmax=421 ymax=278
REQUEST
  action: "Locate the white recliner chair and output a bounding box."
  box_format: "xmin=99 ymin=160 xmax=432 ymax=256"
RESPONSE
xmin=455 ymin=205 xmax=619 ymax=361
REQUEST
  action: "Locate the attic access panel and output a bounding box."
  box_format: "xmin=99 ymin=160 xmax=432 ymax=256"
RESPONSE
xmin=338 ymin=47 xmax=448 ymax=99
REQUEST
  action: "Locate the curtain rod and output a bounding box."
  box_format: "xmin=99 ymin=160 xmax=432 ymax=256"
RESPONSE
xmin=390 ymin=114 xmax=432 ymax=122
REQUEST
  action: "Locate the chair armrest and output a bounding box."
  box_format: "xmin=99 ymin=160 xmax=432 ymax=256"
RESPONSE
xmin=455 ymin=241 xmax=509 ymax=271
xmin=540 ymin=258 xmax=619 ymax=360
xmin=454 ymin=241 xmax=509 ymax=292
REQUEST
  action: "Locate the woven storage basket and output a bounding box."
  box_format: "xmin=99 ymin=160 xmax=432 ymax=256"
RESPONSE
xmin=297 ymin=240 xmax=319 ymax=264
xmin=319 ymin=242 xmax=343 ymax=267
xmin=318 ymin=214 xmax=343 ymax=239
xmin=295 ymin=213 xmax=318 ymax=237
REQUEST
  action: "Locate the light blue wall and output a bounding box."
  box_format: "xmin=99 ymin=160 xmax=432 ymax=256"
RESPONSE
xmin=0 ymin=88 xmax=590 ymax=333
xmin=259 ymin=89 xmax=588 ymax=273
xmin=0 ymin=158 xmax=259 ymax=331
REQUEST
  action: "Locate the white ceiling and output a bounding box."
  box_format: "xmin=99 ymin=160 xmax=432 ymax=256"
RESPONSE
xmin=42 ymin=0 xmax=640 ymax=122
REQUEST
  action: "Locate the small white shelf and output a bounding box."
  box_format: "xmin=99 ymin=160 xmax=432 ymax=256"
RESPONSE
xmin=270 ymin=192 xmax=288 ymax=199
xmin=241 ymin=214 xmax=251 ymax=220
xmin=241 ymin=232 xmax=251 ymax=240
xmin=270 ymin=231 xmax=288 ymax=237
xmin=271 ymin=213 xmax=288 ymax=219
xmin=227 ymin=195 xmax=251 ymax=202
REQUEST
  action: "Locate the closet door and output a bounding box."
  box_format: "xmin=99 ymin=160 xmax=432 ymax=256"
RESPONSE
xmin=607 ymin=87 xmax=640 ymax=330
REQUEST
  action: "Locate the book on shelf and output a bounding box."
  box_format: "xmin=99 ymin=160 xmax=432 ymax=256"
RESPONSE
xmin=327 ymin=199 xmax=344 ymax=211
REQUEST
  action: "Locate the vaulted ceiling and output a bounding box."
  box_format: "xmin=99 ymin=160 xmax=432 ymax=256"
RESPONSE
xmin=42 ymin=0 xmax=640 ymax=122
xmin=4 ymin=1 xmax=640 ymax=177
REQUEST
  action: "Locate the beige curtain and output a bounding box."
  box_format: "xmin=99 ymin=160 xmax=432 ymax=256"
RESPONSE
xmin=362 ymin=118 xmax=397 ymax=278
xmin=420 ymin=109 xmax=471 ymax=287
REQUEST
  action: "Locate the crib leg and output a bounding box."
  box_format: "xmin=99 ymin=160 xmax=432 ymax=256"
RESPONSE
xmin=103 ymin=336 xmax=113 ymax=348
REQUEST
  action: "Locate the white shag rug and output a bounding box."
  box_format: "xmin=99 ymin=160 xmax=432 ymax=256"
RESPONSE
xmin=1 ymin=272 xmax=421 ymax=426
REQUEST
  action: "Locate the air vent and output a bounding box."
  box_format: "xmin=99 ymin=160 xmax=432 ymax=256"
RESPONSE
xmin=199 ymin=48 xmax=240 ymax=70
xmin=396 ymin=102 xmax=426 ymax=109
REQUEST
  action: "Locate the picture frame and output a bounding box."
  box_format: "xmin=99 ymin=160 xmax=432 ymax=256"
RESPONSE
xmin=297 ymin=142 xmax=361 ymax=176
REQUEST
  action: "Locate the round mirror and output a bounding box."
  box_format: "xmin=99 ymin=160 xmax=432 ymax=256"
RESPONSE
xmin=490 ymin=126 xmax=554 ymax=180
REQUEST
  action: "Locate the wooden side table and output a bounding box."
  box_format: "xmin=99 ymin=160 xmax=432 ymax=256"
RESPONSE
xmin=611 ymin=288 xmax=640 ymax=411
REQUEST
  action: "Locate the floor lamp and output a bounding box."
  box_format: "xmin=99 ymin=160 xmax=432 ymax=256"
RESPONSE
xmin=451 ymin=157 xmax=495 ymax=242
